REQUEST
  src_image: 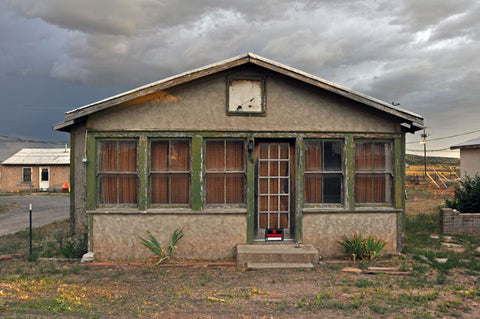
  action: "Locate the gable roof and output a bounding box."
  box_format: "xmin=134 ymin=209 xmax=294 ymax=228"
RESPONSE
xmin=53 ymin=52 xmax=424 ymax=132
xmin=450 ymin=136 xmax=480 ymax=150
xmin=2 ymin=148 xmax=70 ymax=165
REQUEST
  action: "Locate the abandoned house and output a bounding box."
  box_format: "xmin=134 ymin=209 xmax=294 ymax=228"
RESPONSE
xmin=0 ymin=148 xmax=70 ymax=193
xmin=450 ymin=136 xmax=480 ymax=177
xmin=54 ymin=53 xmax=424 ymax=261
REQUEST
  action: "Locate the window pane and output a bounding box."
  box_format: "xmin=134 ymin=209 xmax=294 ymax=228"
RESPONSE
xmin=206 ymin=141 xmax=224 ymax=171
xmin=151 ymin=174 xmax=168 ymax=204
xmin=323 ymin=174 xmax=342 ymax=203
xmin=100 ymin=141 xmax=117 ymax=171
xmin=101 ymin=174 xmax=117 ymax=204
xmin=206 ymin=174 xmax=224 ymax=204
xmin=226 ymin=141 xmax=244 ymax=171
xmin=355 ymin=142 xmax=373 ymax=170
xmin=373 ymin=143 xmax=386 ymax=170
xmin=324 ymin=141 xmax=342 ymax=171
xmin=171 ymin=174 xmax=189 ymax=204
xmin=305 ymin=141 xmax=322 ymax=171
xmin=118 ymin=174 xmax=137 ymax=203
xmin=118 ymin=141 xmax=136 ymax=172
xmin=355 ymin=173 xmax=372 ymax=203
xmin=225 ymin=173 xmax=244 ymax=203
xmin=373 ymin=174 xmax=387 ymax=203
xmin=151 ymin=141 xmax=168 ymax=171
xmin=305 ymin=173 xmax=322 ymax=203
xmin=171 ymin=141 xmax=189 ymax=171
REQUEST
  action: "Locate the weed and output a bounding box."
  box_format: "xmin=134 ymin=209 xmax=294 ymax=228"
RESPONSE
xmin=338 ymin=233 xmax=386 ymax=261
xmin=200 ymin=270 xmax=213 ymax=286
xmin=355 ymin=279 xmax=374 ymax=288
xmin=140 ymin=227 xmax=184 ymax=265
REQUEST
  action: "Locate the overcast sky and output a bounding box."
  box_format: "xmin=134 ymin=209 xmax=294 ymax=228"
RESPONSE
xmin=1 ymin=0 xmax=479 ymax=157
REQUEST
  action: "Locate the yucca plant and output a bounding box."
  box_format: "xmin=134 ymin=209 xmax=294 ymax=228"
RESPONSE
xmin=338 ymin=233 xmax=386 ymax=261
xmin=140 ymin=227 xmax=184 ymax=265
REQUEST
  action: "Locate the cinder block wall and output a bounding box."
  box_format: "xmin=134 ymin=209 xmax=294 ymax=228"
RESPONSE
xmin=440 ymin=208 xmax=480 ymax=234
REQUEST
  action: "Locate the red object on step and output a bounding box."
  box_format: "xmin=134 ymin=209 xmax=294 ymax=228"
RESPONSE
xmin=414 ymin=195 xmax=417 ymax=201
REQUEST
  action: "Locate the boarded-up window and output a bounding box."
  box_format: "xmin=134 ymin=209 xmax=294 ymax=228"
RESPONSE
xmin=206 ymin=140 xmax=245 ymax=204
xmin=99 ymin=140 xmax=137 ymax=205
xmin=355 ymin=141 xmax=393 ymax=203
xmin=22 ymin=167 xmax=32 ymax=182
xmin=304 ymin=140 xmax=343 ymax=204
xmin=150 ymin=140 xmax=190 ymax=205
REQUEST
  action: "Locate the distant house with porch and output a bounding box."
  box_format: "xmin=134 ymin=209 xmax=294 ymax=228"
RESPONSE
xmin=451 ymin=136 xmax=480 ymax=177
xmin=53 ymin=53 xmax=423 ymax=261
xmin=0 ymin=148 xmax=70 ymax=193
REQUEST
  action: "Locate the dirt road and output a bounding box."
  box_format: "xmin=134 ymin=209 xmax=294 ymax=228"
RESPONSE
xmin=0 ymin=194 xmax=69 ymax=235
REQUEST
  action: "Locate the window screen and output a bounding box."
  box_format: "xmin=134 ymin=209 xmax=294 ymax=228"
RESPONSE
xmin=355 ymin=141 xmax=393 ymax=203
xmin=99 ymin=140 xmax=137 ymax=205
xmin=150 ymin=140 xmax=190 ymax=205
xmin=304 ymin=140 xmax=343 ymax=204
xmin=205 ymin=140 xmax=245 ymax=204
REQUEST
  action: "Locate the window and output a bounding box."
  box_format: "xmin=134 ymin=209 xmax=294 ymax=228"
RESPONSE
xmin=205 ymin=140 xmax=245 ymax=205
xmin=355 ymin=141 xmax=393 ymax=204
xmin=22 ymin=167 xmax=32 ymax=183
xmin=150 ymin=140 xmax=190 ymax=205
xmin=98 ymin=140 xmax=137 ymax=205
xmin=304 ymin=140 xmax=343 ymax=204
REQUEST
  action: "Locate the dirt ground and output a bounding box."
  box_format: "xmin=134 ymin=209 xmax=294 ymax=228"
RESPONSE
xmin=0 ymin=258 xmax=478 ymax=319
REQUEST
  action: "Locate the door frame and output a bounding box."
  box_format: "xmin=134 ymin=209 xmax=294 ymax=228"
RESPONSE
xmin=254 ymin=139 xmax=296 ymax=241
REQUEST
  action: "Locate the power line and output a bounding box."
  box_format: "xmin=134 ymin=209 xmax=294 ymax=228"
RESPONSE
xmin=407 ymin=129 xmax=480 ymax=144
xmin=406 ymin=147 xmax=457 ymax=152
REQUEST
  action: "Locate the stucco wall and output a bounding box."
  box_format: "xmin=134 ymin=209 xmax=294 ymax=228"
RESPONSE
xmin=303 ymin=212 xmax=398 ymax=257
xmin=91 ymin=213 xmax=247 ymax=261
xmin=460 ymin=148 xmax=480 ymax=177
xmin=0 ymin=165 xmax=69 ymax=193
xmin=87 ymin=71 xmax=398 ymax=133
xmin=72 ymin=122 xmax=88 ymax=232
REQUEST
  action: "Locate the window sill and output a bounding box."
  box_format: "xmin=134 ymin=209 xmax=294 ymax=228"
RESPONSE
xmin=87 ymin=207 xmax=248 ymax=215
xmin=303 ymin=207 xmax=402 ymax=214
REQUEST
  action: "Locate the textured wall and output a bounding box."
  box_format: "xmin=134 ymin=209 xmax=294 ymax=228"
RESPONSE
xmin=87 ymin=71 xmax=397 ymax=133
xmin=460 ymin=148 xmax=480 ymax=177
xmin=72 ymin=122 xmax=88 ymax=232
xmin=303 ymin=212 xmax=398 ymax=257
xmin=91 ymin=213 xmax=247 ymax=261
xmin=440 ymin=208 xmax=480 ymax=234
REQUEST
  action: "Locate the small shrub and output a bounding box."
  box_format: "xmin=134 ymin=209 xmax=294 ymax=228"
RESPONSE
xmin=446 ymin=174 xmax=480 ymax=213
xmin=338 ymin=233 xmax=386 ymax=261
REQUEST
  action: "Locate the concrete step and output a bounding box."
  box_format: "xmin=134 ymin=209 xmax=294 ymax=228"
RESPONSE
xmin=246 ymin=262 xmax=315 ymax=269
xmin=236 ymin=244 xmax=319 ymax=269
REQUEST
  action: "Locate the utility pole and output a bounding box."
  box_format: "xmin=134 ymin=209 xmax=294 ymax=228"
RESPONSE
xmin=420 ymin=128 xmax=428 ymax=178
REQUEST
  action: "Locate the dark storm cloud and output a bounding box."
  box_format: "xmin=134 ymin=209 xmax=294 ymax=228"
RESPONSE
xmin=1 ymin=0 xmax=479 ymax=156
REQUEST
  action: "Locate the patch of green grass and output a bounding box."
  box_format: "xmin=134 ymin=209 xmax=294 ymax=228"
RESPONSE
xmin=355 ymin=279 xmax=374 ymax=288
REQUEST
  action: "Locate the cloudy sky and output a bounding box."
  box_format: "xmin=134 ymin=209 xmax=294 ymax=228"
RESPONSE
xmin=1 ymin=0 xmax=479 ymax=157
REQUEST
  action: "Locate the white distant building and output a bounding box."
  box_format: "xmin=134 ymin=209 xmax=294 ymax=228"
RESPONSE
xmin=451 ymin=136 xmax=480 ymax=177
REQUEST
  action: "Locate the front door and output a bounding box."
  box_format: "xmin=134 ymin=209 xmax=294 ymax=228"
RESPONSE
xmin=39 ymin=167 xmax=49 ymax=191
xmin=255 ymin=141 xmax=295 ymax=241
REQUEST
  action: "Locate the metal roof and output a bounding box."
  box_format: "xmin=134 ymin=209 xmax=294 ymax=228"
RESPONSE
xmin=53 ymin=52 xmax=424 ymax=132
xmin=2 ymin=148 xmax=70 ymax=165
xmin=450 ymin=136 xmax=480 ymax=150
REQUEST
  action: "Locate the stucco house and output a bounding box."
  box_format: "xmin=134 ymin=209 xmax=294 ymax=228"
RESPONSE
xmin=0 ymin=148 xmax=70 ymax=193
xmin=54 ymin=53 xmax=423 ymax=261
xmin=451 ymin=136 xmax=480 ymax=177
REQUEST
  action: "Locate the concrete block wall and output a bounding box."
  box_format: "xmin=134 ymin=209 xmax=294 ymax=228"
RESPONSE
xmin=440 ymin=208 xmax=480 ymax=234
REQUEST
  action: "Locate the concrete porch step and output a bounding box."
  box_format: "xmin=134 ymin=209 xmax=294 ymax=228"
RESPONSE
xmin=246 ymin=262 xmax=315 ymax=269
xmin=236 ymin=244 xmax=319 ymax=269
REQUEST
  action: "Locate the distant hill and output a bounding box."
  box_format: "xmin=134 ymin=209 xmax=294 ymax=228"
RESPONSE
xmin=0 ymin=136 xmax=68 ymax=162
xmin=406 ymin=153 xmax=459 ymax=166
